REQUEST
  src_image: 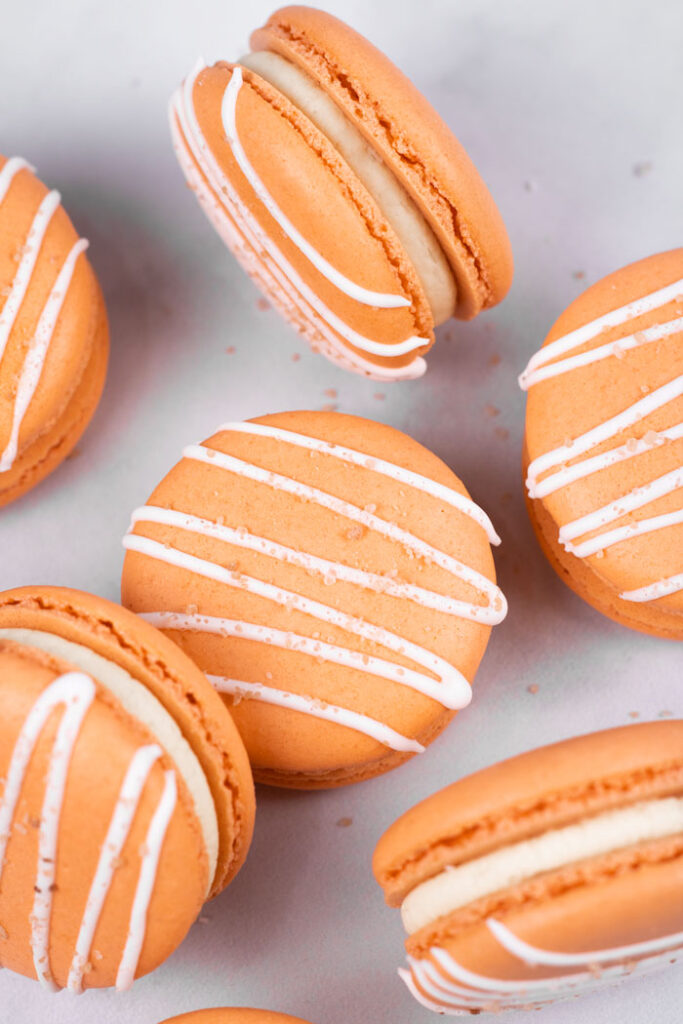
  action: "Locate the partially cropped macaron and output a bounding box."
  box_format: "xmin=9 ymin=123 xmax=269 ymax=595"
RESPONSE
xmin=0 ymin=156 xmax=108 ymax=507
xmin=169 ymin=6 xmax=512 ymax=380
xmin=374 ymin=720 xmax=683 ymax=1014
xmin=159 ymin=1010 xmax=316 ymax=1024
xmin=121 ymin=410 xmax=506 ymax=788
xmin=0 ymin=586 xmax=255 ymax=991
xmin=520 ymin=249 xmax=683 ymax=639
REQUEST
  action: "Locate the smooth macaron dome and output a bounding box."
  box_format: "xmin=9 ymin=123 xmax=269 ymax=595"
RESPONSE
xmin=373 ymin=721 xmax=683 ymax=1014
xmin=0 ymin=156 xmax=108 ymax=507
xmin=121 ymin=410 xmax=506 ymax=788
xmin=0 ymin=586 xmax=255 ymax=991
xmin=169 ymin=6 xmax=512 ymax=380
xmin=159 ymin=1010 xmax=316 ymax=1024
xmin=520 ymin=248 xmax=683 ymax=639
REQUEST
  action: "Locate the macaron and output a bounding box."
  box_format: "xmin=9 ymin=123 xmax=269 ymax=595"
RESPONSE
xmin=169 ymin=6 xmax=512 ymax=380
xmin=519 ymin=248 xmax=683 ymax=639
xmin=121 ymin=410 xmax=507 ymax=788
xmin=373 ymin=720 xmax=683 ymax=1014
xmin=0 ymin=155 xmax=108 ymax=507
xmin=159 ymin=1011 xmax=315 ymax=1024
xmin=0 ymin=586 xmax=255 ymax=991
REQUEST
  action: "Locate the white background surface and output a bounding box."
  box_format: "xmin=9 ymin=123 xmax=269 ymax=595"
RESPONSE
xmin=1 ymin=0 xmax=682 ymax=1021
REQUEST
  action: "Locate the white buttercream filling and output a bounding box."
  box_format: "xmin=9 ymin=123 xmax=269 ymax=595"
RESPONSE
xmin=401 ymin=797 xmax=683 ymax=935
xmin=239 ymin=50 xmax=457 ymax=325
xmin=0 ymin=627 xmax=219 ymax=893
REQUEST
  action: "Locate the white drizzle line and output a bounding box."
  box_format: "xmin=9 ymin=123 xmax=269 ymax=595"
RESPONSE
xmin=182 ymin=443 xmax=505 ymax=622
xmin=566 ymin=509 xmax=683 ymax=559
xmin=169 ymin=61 xmax=429 ymax=374
xmin=209 ymin=676 xmax=424 ymax=753
xmin=115 ymin=770 xmax=177 ymax=991
xmin=519 ymin=276 xmax=683 ymax=389
xmin=620 ymin=572 xmax=683 ymax=603
xmin=222 ymin=66 xmax=409 ymax=310
xmin=66 ymin=744 xmax=162 ymax=993
xmin=0 ymin=188 xmax=62 ymax=368
xmin=0 ymin=157 xmax=33 ymax=203
xmin=526 ymin=374 xmax=683 ymax=495
xmin=0 ymin=238 xmax=89 ymax=473
xmin=214 ymin=420 xmax=501 ymax=544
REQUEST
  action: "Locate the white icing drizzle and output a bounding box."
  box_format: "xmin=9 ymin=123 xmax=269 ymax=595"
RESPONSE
xmin=519 ymin=276 xmax=683 ymax=389
xmin=209 ymin=676 xmax=424 ymax=753
xmin=115 ymin=769 xmax=177 ymax=991
xmin=0 ymin=673 xmax=179 ymax=991
xmin=402 ymin=926 xmax=683 ymax=1013
xmin=222 ymin=66 xmax=409 ymax=310
xmin=214 ymin=420 xmax=501 ymax=544
xmin=0 ymin=238 xmax=89 ymax=473
xmin=0 ymin=188 xmax=62 ymax=369
xmin=66 ymin=744 xmax=162 ymax=993
xmin=0 ymin=157 xmax=33 ymax=203
xmin=169 ymin=61 xmax=429 ymax=377
xmin=620 ymin=572 xmax=683 ymax=603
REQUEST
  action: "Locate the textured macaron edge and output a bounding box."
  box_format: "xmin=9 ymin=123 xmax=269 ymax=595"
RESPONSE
xmin=160 ymin=1010 xmax=315 ymax=1024
xmin=373 ymin=721 xmax=683 ymax=906
xmin=0 ymin=586 xmax=256 ymax=897
xmin=250 ymin=5 xmax=513 ymax=318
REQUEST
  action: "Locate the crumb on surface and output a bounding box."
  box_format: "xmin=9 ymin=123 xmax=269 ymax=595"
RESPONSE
xmin=226 ymin=345 xmax=236 ymax=355
xmin=485 ymin=404 xmax=500 ymax=418
xmin=256 ymin=297 xmax=270 ymax=311
xmin=336 ymin=817 xmax=353 ymax=828
xmin=494 ymin=426 xmax=509 ymax=441
xmin=488 ymin=353 xmax=501 ymax=368
xmin=632 ymin=160 xmax=653 ymax=177
xmin=527 ymin=684 xmax=539 ymax=695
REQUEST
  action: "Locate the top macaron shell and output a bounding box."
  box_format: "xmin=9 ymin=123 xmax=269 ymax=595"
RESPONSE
xmin=121 ymin=410 xmax=505 ymax=788
xmin=523 ymin=248 xmax=683 ymax=636
xmin=160 ymin=1011 xmax=316 ymax=1024
xmin=250 ymin=6 xmax=513 ymax=318
xmin=0 ymin=157 xmax=108 ymax=506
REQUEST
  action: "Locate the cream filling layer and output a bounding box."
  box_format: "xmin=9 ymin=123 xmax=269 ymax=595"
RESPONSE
xmin=240 ymin=50 xmax=457 ymax=325
xmin=0 ymin=627 xmax=218 ymax=893
xmin=401 ymin=796 xmax=683 ymax=935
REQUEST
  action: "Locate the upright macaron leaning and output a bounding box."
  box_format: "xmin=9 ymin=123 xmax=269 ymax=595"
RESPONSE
xmin=0 ymin=586 xmax=255 ymax=991
xmin=0 ymin=156 xmax=108 ymax=507
xmin=169 ymin=5 xmax=512 ymax=380
xmin=373 ymin=721 xmax=683 ymax=1014
xmin=121 ymin=410 xmax=507 ymax=788
xmin=520 ymin=249 xmax=683 ymax=639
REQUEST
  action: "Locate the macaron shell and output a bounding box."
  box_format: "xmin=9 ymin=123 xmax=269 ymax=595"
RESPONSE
xmin=250 ymin=5 xmax=513 ymax=317
xmin=0 ymin=157 xmax=109 ymax=505
xmin=406 ymin=849 xmax=683 ymax=1010
xmin=122 ymin=410 xmax=501 ymax=788
xmin=160 ymin=1010 xmax=316 ymax=1024
xmin=172 ymin=62 xmax=434 ymax=379
xmin=374 ymin=720 xmax=683 ymax=904
xmin=524 ymin=249 xmax=683 ymax=634
xmin=0 ymin=639 xmax=208 ymax=989
xmin=0 ymin=586 xmax=256 ymax=896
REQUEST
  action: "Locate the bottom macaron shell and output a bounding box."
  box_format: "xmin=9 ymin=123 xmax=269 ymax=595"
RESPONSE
xmin=160 ymin=1011 xmax=316 ymax=1024
xmin=404 ymin=850 xmax=683 ymax=1013
xmin=0 ymin=640 xmax=208 ymax=990
xmin=0 ymin=288 xmax=108 ymax=507
xmin=524 ymin=454 xmax=683 ymax=639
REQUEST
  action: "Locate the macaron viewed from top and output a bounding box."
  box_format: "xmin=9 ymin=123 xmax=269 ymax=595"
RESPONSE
xmin=169 ymin=6 xmax=512 ymax=380
xmin=520 ymin=248 xmax=683 ymax=639
xmin=374 ymin=720 xmax=683 ymax=1014
xmin=0 ymin=586 xmax=255 ymax=991
xmin=121 ymin=410 xmax=506 ymax=788
xmin=0 ymin=156 xmax=108 ymax=507
xmin=159 ymin=1010 xmax=316 ymax=1024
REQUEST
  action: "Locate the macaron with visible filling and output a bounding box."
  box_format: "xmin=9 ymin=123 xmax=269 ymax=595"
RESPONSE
xmin=159 ymin=1011 xmax=316 ymax=1024
xmin=169 ymin=6 xmax=512 ymax=380
xmin=121 ymin=409 xmax=507 ymax=788
xmin=376 ymin=720 xmax=683 ymax=1015
xmin=374 ymin=720 xmax=683 ymax=1014
xmin=0 ymin=155 xmax=108 ymax=507
xmin=0 ymin=585 xmax=255 ymax=991
xmin=520 ymin=248 xmax=683 ymax=639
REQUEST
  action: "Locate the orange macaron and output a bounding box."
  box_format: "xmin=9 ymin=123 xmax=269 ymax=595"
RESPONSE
xmin=374 ymin=720 xmax=683 ymax=1014
xmin=159 ymin=1011 xmax=315 ymax=1024
xmin=520 ymin=248 xmax=683 ymax=639
xmin=169 ymin=6 xmax=512 ymax=380
xmin=0 ymin=585 xmax=255 ymax=991
xmin=121 ymin=410 xmax=506 ymax=788
xmin=0 ymin=155 xmax=108 ymax=507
